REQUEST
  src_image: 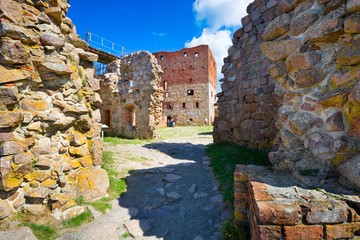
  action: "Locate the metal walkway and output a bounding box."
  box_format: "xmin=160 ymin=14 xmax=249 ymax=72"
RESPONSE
xmin=84 ymin=32 xmax=124 ymax=64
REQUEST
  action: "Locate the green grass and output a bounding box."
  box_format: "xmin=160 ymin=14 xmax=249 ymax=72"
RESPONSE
xmin=157 ymin=126 xmax=213 ymax=140
xmin=24 ymin=223 xmax=58 ymax=240
xmin=122 ymin=231 xmax=132 ymax=238
xmin=62 ymin=210 xmax=94 ymax=228
xmin=221 ymin=219 xmax=247 ymax=240
xmin=206 ymin=143 xmax=270 ymax=240
xmin=206 ymin=143 xmax=271 ymax=205
xmin=104 ymin=137 xmax=150 ymax=145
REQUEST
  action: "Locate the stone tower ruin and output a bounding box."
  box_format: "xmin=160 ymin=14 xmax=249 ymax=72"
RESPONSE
xmin=154 ymin=45 xmax=217 ymax=126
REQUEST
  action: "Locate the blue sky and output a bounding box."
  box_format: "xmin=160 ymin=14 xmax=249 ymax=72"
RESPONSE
xmin=68 ymin=0 xmax=253 ymax=90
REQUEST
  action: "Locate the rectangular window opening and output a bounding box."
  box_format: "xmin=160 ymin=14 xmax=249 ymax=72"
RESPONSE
xmin=187 ymin=89 xmax=194 ymax=96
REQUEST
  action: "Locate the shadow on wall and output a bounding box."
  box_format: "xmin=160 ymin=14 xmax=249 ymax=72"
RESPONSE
xmin=117 ymin=141 xmax=226 ymax=239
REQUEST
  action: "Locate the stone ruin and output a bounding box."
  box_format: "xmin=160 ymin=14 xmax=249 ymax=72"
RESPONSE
xmin=214 ymin=0 xmax=360 ymax=238
xmin=215 ymin=0 xmax=360 ymax=187
xmin=99 ymin=52 xmax=164 ymax=139
xmin=0 ymin=0 xmax=108 ymax=221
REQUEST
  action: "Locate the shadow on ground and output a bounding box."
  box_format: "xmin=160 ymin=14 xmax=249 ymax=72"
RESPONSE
xmin=118 ymin=141 xmax=227 ymax=240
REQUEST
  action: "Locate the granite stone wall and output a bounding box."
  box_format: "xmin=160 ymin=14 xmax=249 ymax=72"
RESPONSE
xmin=0 ymin=0 xmax=108 ymax=220
xmin=213 ymin=0 xmax=282 ymax=149
xmin=99 ymin=52 xmax=164 ymax=139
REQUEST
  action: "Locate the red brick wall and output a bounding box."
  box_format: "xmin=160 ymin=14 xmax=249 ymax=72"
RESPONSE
xmin=153 ymin=45 xmax=217 ymax=89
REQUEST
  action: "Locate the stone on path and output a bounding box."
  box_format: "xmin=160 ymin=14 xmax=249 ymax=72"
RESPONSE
xmin=163 ymin=173 xmax=182 ymax=183
xmin=166 ymin=191 xmax=181 ymax=202
xmin=0 ymin=227 xmax=37 ymax=240
xmin=79 ymin=224 xmax=118 ymax=240
xmin=188 ymin=184 xmax=196 ymax=194
xmin=210 ymin=194 xmax=224 ymax=203
xmin=124 ymin=219 xmax=151 ymax=237
xmin=160 ymin=167 xmax=176 ymax=173
xmin=194 ymin=192 xmax=208 ymax=199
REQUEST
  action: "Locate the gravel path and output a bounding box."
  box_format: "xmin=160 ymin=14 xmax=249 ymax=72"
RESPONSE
xmin=58 ymin=131 xmax=230 ymax=240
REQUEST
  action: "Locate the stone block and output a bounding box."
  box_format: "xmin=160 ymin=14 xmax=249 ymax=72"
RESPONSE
xmin=257 ymin=225 xmax=282 ymax=239
xmin=0 ymin=21 xmax=38 ymax=44
xmin=0 ymin=39 xmax=29 ymax=65
xmin=326 ymin=222 xmax=360 ymax=239
xmin=338 ymin=155 xmax=360 ymax=191
xmin=69 ymin=168 xmax=109 ymax=200
xmin=306 ymin=11 xmax=343 ymax=42
xmin=326 ymin=111 xmax=345 ymax=132
xmin=263 ymin=14 xmax=291 ymax=41
xmin=345 ymin=12 xmax=360 ymax=33
xmin=290 ymin=9 xmax=319 ymax=36
xmin=337 ymin=40 xmax=360 ymax=66
xmin=294 ymin=68 xmax=327 ymax=87
xmin=284 ymin=225 xmax=323 ymax=240
xmin=0 ymin=199 xmax=12 ymax=220
xmin=0 ymin=111 xmax=22 ymax=129
xmin=20 ymin=100 xmax=50 ymax=111
xmin=256 ymin=201 xmax=302 ymax=225
xmin=305 ymin=201 xmax=348 ymax=224
xmin=0 ymin=66 xmax=31 ymax=84
xmin=285 ymin=52 xmax=321 ymax=72
xmin=40 ymin=34 xmax=65 ymax=48
xmin=347 ymin=0 xmax=360 ymax=13
xmin=0 ymin=0 xmax=23 ymax=24
xmin=330 ymin=67 xmax=360 ymax=86
xmin=260 ymin=39 xmax=302 ymax=62
xmin=288 ymin=111 xmax=314 ymax=137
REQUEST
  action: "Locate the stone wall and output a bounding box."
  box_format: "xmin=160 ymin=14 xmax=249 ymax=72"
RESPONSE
xmin=235 ymin=165 xmax=360 ymax=240
xmin=260 ymin=0 xmax=360 ymax=182
xmin=0 ymin=0 xmax=108 ymax=220
xmin=153 ymin=45 xmax=217 ymax=125
xmin=213 ymin=0 xmax=282 ymax=149
xmin=99 ymin=52 xmax=164 ymax=139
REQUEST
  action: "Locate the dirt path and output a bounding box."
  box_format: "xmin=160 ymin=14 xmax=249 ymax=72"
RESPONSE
xmin=58 ymin=129 xmax=230 ymax=240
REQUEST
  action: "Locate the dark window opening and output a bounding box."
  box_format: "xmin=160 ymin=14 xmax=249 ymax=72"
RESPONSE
xmin=190 ymin=78 xmax=193 ymax=83
xmin=196 ymin=102 xmax=199 ymax=108
xmin=160 ymin=56 xmax=164 ymax=60
xmin=182 ymin=102 xmax=186 ymax=108
xmin=103 ymin=110 xmax=111 ymax=128
xmin=124 ymin=104 xmax=136 ymax=127
xmin=190 ymin=118 xmax=193 ymax=122
xmin=194 ymin=52 xmax=199 ymax=58
xmin=169 ymin=103 xmax=172 ymax=110
xmin=184 ymin=52 xmax=188 ymax=57
xmin=187 ymin=89 xmax=194 ymax=96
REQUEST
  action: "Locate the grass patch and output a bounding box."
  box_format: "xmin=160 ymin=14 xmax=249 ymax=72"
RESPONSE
xmin=156 ymin=126 xmax=213 ymax=140
xmin=62 ymin=210 xmax=94 ymax=228
xmin=221 ymin=220 xmax=247 ymax=240
xmin=122 ymin=231 xmax=132 ymax=238
xmin=24 ymin=223 xmax=58 ymax=240
xmin=206 ymin=143 xmax=271 ymax=205
xmin=104 ymin=137 xmax=150 ymax=145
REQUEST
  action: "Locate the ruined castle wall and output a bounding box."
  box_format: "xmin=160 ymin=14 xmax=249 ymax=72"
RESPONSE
xmin=0 ymin=0 xmax=108 ymax=220
xmin=99 ymin=52 xmax=164 ymax=139
xmin=213 ymin=0 xmax=282 ymax=149
xmin=154 ymin=45 xmax=217 ymax=125
xmin=260 ymin=0 xmax=360 ymax=182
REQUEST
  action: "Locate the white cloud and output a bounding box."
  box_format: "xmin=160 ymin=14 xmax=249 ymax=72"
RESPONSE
xmin=185 ymin=0 xmax=253 ymax=91
xmin=185 ymin=28 xmax=232 ymax=85
xmin=193 ymin=0 xmax=253 ymax=30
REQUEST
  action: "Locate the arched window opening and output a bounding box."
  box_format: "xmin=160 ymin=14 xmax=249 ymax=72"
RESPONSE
xmin=124 ymin=104 xmax=136 ymax=128
xmin=184 ymin=52 xmax=188 ymax=57
xmin=194 ymin=52 xmax=199 ymax=58
xmin=160 ymin=55 xmax=164 ymax=60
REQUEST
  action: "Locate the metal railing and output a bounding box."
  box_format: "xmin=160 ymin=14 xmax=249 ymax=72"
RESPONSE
xmin=84 ymin=32 xmax=125 ymax=57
